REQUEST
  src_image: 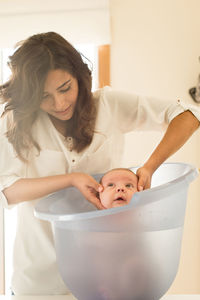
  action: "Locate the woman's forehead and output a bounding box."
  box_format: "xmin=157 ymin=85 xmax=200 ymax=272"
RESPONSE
xmin=44 ymin=69 xmax=71 ymax=88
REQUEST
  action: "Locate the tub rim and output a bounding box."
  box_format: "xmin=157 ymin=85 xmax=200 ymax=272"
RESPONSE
xmin=34 ymin=162 xmax=199 ymax=222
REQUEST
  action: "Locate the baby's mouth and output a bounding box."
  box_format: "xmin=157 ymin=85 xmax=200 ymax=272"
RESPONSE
xmin=114 ymin=196 xmax=126 ymax=202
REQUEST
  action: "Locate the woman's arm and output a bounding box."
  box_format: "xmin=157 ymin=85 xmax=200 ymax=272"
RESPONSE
xmin=3 ymin=173 xmax=105 ymax=209
xmin=136 ymin=110 xmax=200 ymax=190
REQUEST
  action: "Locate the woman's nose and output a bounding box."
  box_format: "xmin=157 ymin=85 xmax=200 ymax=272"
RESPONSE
xmin=54 ymin=95 xmax=66 ymax=110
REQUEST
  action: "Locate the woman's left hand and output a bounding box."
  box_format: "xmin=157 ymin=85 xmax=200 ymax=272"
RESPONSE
xmin=136 ymin=111 xmax=200 ymax=191
xmin=136 ymin=166 xmax=153 ymax=191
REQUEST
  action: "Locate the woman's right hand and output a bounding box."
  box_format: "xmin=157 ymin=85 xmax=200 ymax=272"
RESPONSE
xmin=3 ymin=172 xmax=104 ymax=208
xmin=70 ymin=172 xmax=105 ymax=210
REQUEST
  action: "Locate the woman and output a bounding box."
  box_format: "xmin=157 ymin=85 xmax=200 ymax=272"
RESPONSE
xmin=0 ymin=32 xmax=199 ymax=295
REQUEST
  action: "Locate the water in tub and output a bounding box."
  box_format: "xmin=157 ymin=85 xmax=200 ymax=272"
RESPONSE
xmin=54 ymin=225 xmax=182 ymax=300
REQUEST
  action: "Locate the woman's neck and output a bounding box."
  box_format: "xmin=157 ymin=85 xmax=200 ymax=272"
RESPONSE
xmin=49 ymin=115 xmax=68 ymax=137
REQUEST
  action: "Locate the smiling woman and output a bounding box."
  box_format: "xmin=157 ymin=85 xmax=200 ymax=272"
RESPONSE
xmin=40 ymin=70 xmax=79 ymax=135
xmin=0 ymin=30 xmax=199 ymax=297
xmin=0 ymin=42 xmax=99 ymax=295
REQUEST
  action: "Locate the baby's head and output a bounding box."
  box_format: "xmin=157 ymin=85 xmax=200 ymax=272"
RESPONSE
xmin=99 ymin=168 xmax=138 ymax=209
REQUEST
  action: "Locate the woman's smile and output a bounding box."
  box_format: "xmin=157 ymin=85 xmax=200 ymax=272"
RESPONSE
xmin=40 ymin=69 xmax=79 ymax=134
xmin=54 ymin=105 xmax=72 ymax=115
xmin=40 ymin=69 xmax=79 ymax=122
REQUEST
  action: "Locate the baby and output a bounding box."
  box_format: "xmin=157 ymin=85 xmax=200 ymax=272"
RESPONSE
xmin=99 ymin=168 xmax=138 ymax=209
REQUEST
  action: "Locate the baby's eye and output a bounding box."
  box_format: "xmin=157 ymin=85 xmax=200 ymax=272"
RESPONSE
xmin=126 ymin=183 xmax=134 ymax=188
xmin=107 ymin=183 xmax=114 ymax=187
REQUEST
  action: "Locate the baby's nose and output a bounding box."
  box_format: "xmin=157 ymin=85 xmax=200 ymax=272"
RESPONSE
xmin=117 ymin=187 xmax=125 ymax=192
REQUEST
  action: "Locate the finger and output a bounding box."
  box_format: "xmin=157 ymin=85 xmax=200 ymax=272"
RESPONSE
xmin=87 ymin=186 xmax=101 ymax=198
xmin=87 ymin=182 xmax=102 ymax=193
xmin=138 ymin=185 xmax=144 ymax=191
xmin=145 ymin=182 xmax=151 ymax=190
xmin=89 ymin=196 xmax=105 ymax=210
xmin=97 ymin=202 xmax=106 ymax=210
xmin=137 ymin=178 xmax=145 ymax=191
xmin=85 ymin=187 xmax=105 ymax=209
xmin=98 ymin=184 xmax=103 ymax=192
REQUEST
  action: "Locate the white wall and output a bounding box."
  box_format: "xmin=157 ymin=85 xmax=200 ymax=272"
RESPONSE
xmin=0 ymin=0 xmax=110 ymax=47
xmin=110 ymin=0 xmax=200 ymax=294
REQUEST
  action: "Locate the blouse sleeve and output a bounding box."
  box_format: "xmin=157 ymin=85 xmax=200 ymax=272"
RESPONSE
xmin=0 ymin=110 xmax=26 ymax=209
xmin=101 ymin=87 xmax=200 ymax=133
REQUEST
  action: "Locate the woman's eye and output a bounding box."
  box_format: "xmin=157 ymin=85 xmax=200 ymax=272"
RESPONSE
xmin=60 ymin=86 xmax=71 ymax=93
xmin=42 ymin=94 xmax=49 ymax=100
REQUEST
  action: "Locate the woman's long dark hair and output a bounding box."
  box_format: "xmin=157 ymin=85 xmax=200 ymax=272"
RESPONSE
xmin=0 ymin=32 xmax=96 ymax=161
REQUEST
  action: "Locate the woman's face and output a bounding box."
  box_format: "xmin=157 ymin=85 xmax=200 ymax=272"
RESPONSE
xmin=40 ymin=69 xmax=79 ymax=126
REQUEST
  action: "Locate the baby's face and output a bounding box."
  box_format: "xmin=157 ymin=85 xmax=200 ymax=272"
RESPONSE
xmin=99 ymin=170 xmax=138 ymax=209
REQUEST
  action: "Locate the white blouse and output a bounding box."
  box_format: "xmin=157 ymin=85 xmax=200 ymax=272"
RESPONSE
xmin=0 ymin=86 xmax=200 ymax=295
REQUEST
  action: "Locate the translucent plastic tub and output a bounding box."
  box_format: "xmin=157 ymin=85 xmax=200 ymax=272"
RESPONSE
xmin=35 ymin=163 xmax=198 ymax=300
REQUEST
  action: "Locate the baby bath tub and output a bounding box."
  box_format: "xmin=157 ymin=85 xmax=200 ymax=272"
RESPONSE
xmin=35 ymin=162 xmax=198 ymax=300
